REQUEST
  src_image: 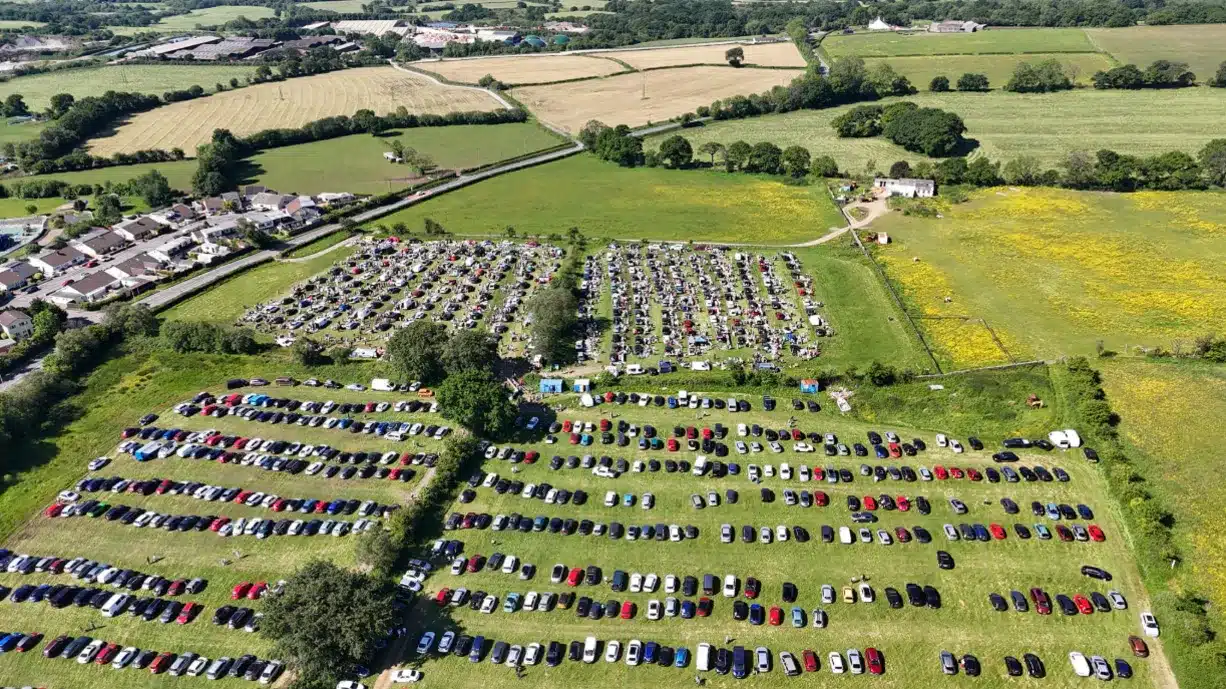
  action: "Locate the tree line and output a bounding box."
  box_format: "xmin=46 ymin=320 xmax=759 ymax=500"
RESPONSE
xmin=832 ymin=101 xmax=967 ymax=157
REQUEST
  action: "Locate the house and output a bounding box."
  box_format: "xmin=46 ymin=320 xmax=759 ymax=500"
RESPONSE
xmin=171 ymin=203 xmax=199 ymax=222
xmin=539 ymin=378 xmax=564 ymax=394
xmin=317 ymin=192 xmax=355 ymax=207
xmin=0 ymin=309 xmax=33 ymax=340
xmin=572 ymin=378 xmax=591 ymax=393
xmin=0 ymin=338 xmax=15 ymax=354
xmin=196 ymin=242 xmax=231 ymax=259
xmin=290 ymin=206 xmax=323 ymax=226
xmin=799 ymin=378 xmax=820 ymax=394
xmin=930 ymin=19 xmax=983 ymax=32
xmin=29 ymin=246 xmax=86 ymax=276
xmin=113 ymin=216 xmax=166 ymax=242
xmin=873 ymin=177 xmax=935 ymax=198
xmin=0 ymin=261 xmax=35 ymax=292
xmin=148 ymin=236 xmax=194 ymax=263
xmin=249 ymin=192 xmax=293 ymax=211
xmin=106 ymin=253 xmax=163 ymax=280
xmin=49 ymin=271 xmax=118 ymax=305
xmin=243 ymin=210 xmax=291 ymax=231
xmin=71 ymin=230 xmax=128 ymax=258
xmin=241 ymin=185 xmax=268 ymax=198
xmin=198 ymin=197 xmax=227 ymax=215
xmin=193 ymin=224 xmax=239 ymax=244
xmin=285 ymin=196 xmax=317 ymax=215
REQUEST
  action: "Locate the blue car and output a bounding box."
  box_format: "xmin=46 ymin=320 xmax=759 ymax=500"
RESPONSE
xmin=644 ymin=641 xmax=659 ymax=664
xmin=749 ymin=603 xmax=765 ymax=625
xmin=791 ymin=607 xmax=805 ymax=627
xmin=874 ymin=444 xmax=889 ymax=459
xmin=727 ymin=463 xmax=741 ymax=476
xmin=732 ymin=646 xmax=748 ymax=679
xmin=469 ymin=636 xmax=486 ymax=663
xmin=674 ymin=647 xmax=690 ymax=668
xmin=667 ymin=397 xmax=678 ymax=409
xmin=0 ymin=633 xmax=23 ymax=652
xmin=622 ymin=494 xmax=635 ymax=507
xmin=680 ymin=600 xmax=696 ymax=618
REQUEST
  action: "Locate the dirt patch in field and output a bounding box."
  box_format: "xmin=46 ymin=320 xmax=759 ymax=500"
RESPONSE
xmin=511 ymin=65 xmax=803 ymax=133
xmin=88 ymin=66 xmax=503 ymax=156
xmin=602 ymin=41 xmax=806 ymax=69
xmin=416 ymin=54 xmax=625 ymax=85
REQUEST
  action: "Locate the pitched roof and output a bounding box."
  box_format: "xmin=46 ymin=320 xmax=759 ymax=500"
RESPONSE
xmin=0 ymin=309 xmax=29 ymax=327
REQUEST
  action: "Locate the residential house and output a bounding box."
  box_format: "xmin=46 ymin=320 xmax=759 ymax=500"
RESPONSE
xmin=193 ymin=223 xmax=239 ymax=244
xmin=317 ymin=192 xmax=355 ymax=206
xmin=113 ymin=216 xmax=166 ymax=242
xmin=241 ymin=185 xmax=268 ymax=198
xmin=244 ymin=210 xmax=291 ymax=231
xmin=106 ymin=253 xmax=163 ymax=281
xmin=0 ymin=338 xmax=15 ymax=354
xmin=221 ymin=191 xmax=242 ymax=208
xmin=250 ymin=192 xmax=294 ymax=212
xmin=71 ymin=230 xmax=129 ymax=259
xmin=0 ymin=261 xmax=36 ymax=292
xmin=198 ymin=197 xmax=227 ymax=216
xmin=29 ymin=246 xmax=86 ymax=276
xmin=171 ymin=203 xmax=199 ymax=222
xmin=0 ymin=309 xmax=33 ymax=340
xmin=873 ymin=177 xmax=935 ymax=198
xmin=148 ymin=236 xmax=195 ymax=263
xmin=49 ymin=271 xmax=118 ymax=305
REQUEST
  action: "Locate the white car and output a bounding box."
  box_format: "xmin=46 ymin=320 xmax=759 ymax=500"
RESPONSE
xmin=604 ymin=640 xmax=621 ymax=663
xmin=501 ymin=556 xmax=519 ymax=574
xmin=795 ymin=442 xmax=814 ymax=453
xmin=642 ymin=493 xmax=654 ymax=509
xmin=779 ymin=463 xmax=792 ymax=480
xmin=415 ymin=632 xmax=435 ymax=654
xmin=759 ymin=526 xmax=772 ymax=544
xmin=88 ymin=457 xmax=110 ymax=471
xmin=604 ymin=490 xmax=617 ymax=507
xmin=949 ymin=439 xmax=964 ymax=453
xmin=828 ymin=651 xmax=846 ymax=674
xmin=1141 ymin=612 xmax=1160 ymax=637
xmin=723 ymin=574 xmax=738 ymax=597
xmin=479 ymin=595 xmax=498 ymax=613
xmin=847 ymin=649 xmax=864 ymax=674
xmin=839 ymin=526 xmax=853 ymax=544
xmin=1069 ymin=651 xmax=1090 ymax=677
xmin=643 ymin=573 xmax=659 ymax=592
xmin=859 ymin=582 xmax=875 ymax=603
xmin=737 ymin=423 xmax=748 ymax=436
xmin=626 ymin=640 xmax=642 ymax=666
xmin=390 ymin=669 xmax=423 ymax=683
xmin=647 ymin=599 xmax=662 ymax=620
xmin=776 ymin=525 xmax=789 ymax=541
xmin=721 ymin=524 xmax=733 ymax=543
xmin=935 ymin=433 xmax=948 ymax=447
xmin=629 ymin=572 xmax=643 ymax=592
xmin=524 ymin=643 xmax=541 ymax=665
xmin=664 ymin=574 xmax=679 ymax=593
xmin=582 ymin=636 xmax=598 ymax=663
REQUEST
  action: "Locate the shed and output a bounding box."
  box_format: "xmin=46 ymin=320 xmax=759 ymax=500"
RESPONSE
xmin=539 ymin=377 xmax=564 ymax=394
xmin=800 ymin=378 xmax=820 ymax=393
xmin=523 ymin=35 xmax=547 ymax=48
xmin=572 ymin=378 xmax=591 ymax=393
xmin=551 ymin=34 xmax=570 ymax=45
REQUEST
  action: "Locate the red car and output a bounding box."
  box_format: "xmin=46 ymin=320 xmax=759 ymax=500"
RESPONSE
xmin=210 ymin=517 xmax=231 ymax=532
xmin=666 ymin=439 xmax=679 ymax=452
xmin=887 ymin=443 xmax=901 ymax=458
xmin=167 ymin=579 xmax=186 ymax=596
xmin=702 ymin=427 xmax=713 ymax=439
xmin=389 ymin=469 xmax=402 ymax=480
xmin=866 ymin=647 xmax=885 ymax=675
xmin=686 ymin=427 xmax=697 ymax=439
xmin=803 ymin=649 xmax=819 ymax=672
xmin=233 ymin=490 xmax=252 ymax=504
xmin=524 ymin=451 xmax=539 ymax=464
xmin=812 ymin=467 xmax=824 ymax=481
xmin=467 ymin=555 xmax=484 ymax=573
xmin=768 ymin=606 xmax=782 ymax=626
xmin=934 ymin=465 xmax=949 ymax=480
xmin=949 ymin=467 xmax=965 ymax=479
xmin=248 ymin=582 xmax=268 ymax=600
xmin=1030 ymin=588 xmax=1052 ymax=615
xmin=96 ymin=642 xmax=121 ymax=665
xmin=896 ymin=496 xmax=910 ymax=511
xmin=1088 ymin=524 xmax=1106 ymax=542
xmin=814 ymin=491 xmax=829 ymax=507
xmin=620 ymin=601 xmax=635 ymax=619
xmin=566 ymin=567 xmax=583 ymax=586
xmin=271 ymin=499 xmax=286 ymax=512
xmin=149 ymin=652 xmax=176 ymax=674
xmin=600 ymin=419 xmax=611 ymax=432
xmin=1129 ymin=636 xmax=1149 ymax=658
xmin=43 ymin=503 xmax=64 ymax=518
xmin=966 ymin=468 xmax=983 ymax=481
xmin=562 ymin=420 xmax=573 ymax=433
xmin=791 ymin=429 xmax=803 ymax=441
xmin=156 ymin=479 xmax=174 ymax=495
xmin=1055 ymin=525 xmax=1074 ymax=542
xmin=1074 ymin=594 xmax=1094 ymax=615
xmin=989 ymin=523 xmax=1007 ymax=540
xmin=697 ymin=597 xmax=713 ymax=617
xmin=434 ymin=588 xmax=451 ymax=606
xmin=862 ymin=496 xmax=877 ymax=511
xmin=176 ymin=602 xmax=201 ymax=624
xmin=569 ymin=433 xmax=580 ymax=445
xmin=744 ymin=577 xmax=761 ymax=599
xmin=231 ymin=582 xmax=252 ymax=600
xmin=894 ymin=526 xmax=912 ymax=543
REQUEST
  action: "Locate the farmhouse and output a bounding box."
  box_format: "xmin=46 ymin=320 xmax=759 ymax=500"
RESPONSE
xmin=0 ymin=309 xmax=33 ymax=341
xmin=29 ymin=247 xmax=86 ymax=276
xmin=930 ymin=19 xmax=985 ymax=32
xmin=140 ymin=35 xmax=221 ymax=57
xmin=332 ymin=19 xmax=412 ymax=37
xmin=281 ymin=35 xmax=357 ymax=53
xmin=874 ymin=177 xmax=936 ymax=198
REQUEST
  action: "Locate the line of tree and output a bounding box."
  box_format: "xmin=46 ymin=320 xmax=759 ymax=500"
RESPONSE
xmin=14 ymin=90 xmax=164 ymax=170
xmin=832 ymin=101 xmax=967 ymax=157
xmin=1092 ymin=60 xmax=1196 ymax=89
xmin=1212 ymin=60 xmax=1226 ymax=87
xmin=1002 ymin=58 xmax=1073 ymax=92
xmin=928 ymin=72 xmax=990 ymax=92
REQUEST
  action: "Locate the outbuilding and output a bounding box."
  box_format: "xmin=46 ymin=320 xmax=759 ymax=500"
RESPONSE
xmin=572 ymin=378 xmax=591 ymax=393
xmin=539 ymin=378 xmax=563 ymax=394
xmin=800 ymin=378 xmax=820 ymax=393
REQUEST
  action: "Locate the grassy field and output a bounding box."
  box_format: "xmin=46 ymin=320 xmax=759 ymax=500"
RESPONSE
xmin=869 ymin=187 xmax=1226 ymax=370
xmin=862 ymin=52 xmax=1111 ymax=88
xmin=602 ymin=41 xmax=806 ymax=69
xmin=389 ymin=383 xmax=1169 ymax=689
xmin=824 ymin=28 xmax=1097 ymax=57
xmin=414 ymin=54 xmax=626 ymax=86
xmin=149 ymin=5 xmax=275 ymax=29
xmin=302 ymin=0 xmax=384 ymax=10
xmin=365 ymin=155 xmax=847 ymax=244
xmin=511 ymin=66 xmax=803 ymax=133
xmin=284 ymin=229 xmax=355 ymax=259
xmin=654 ymin=89 xmax=1226 ymax=171
xmin=0 ymin=19 xmax=45 ymax=27
xmin=1087 ymin=24 xmax=1226 ymax=82
xmin=89 ymin=67 xmax=504 ymax=156
xmin=0 ymin=64 xmax=258 ymax=110
xmin=1098 ymin=360 xmax=1226 ymax=641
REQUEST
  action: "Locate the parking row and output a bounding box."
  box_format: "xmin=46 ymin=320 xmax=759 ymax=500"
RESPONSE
xmin=0 ymin=549 xmax=203 ymax=593
xmin=5 ymin=582 xmax=206 ymax=624
xmin=25 ymin=632 xmax=282 ymax=682
xmin=187 ymin=389 xmax=440 ymax=416
xmin=45 ymin=500 xmax=381 ymax=539
xmin=177 ymin=401 xmax=452 ymax=442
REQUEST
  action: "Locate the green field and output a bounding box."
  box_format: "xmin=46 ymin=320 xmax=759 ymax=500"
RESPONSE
xmin=149 ymin=5 xmax=276 ymax=29
xmin=302 ymin=0 xmax=382 ymax=10
xmin=869 ymin=187 xmax=1226 ymax=370
xmin=862 ymin=52 xmax=1112 ymax=88
xmin=825 ymin=28 xmax=1097 ymax=57
xmin=1087 ymin=24 xmax=1226 ymax=83
xmin=368 ymin=155 xmax=847 ymax=244
xmin=0 ymin=64 xmax=257 ymax=109
xmin=655 ymin=89 xmax=1226 ymax=172
xmin=0 ymin=19 xmax=45 ymax=27
xmin=284 ymin=228 xmax=356 ymax=259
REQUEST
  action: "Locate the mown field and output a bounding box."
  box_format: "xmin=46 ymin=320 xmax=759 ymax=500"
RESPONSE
xmin=512 ymin=66 xmax=803 ymax=133
xmin=148 ymin=4 xmax=275 ymax=29
xmin=415 ymin=54 xmax=626 ymax=86
xmin=1087 ymin=23 xmax=1226 ymax=82
xmin=0 ymin=64 xmax=257 ymax=109
xmin=602 ymin=41 xmax=806 ymax=69
xmin=823 ymin=28 xmax=1098 ymax=57
xmin=88 ymin=67 xmax=505 ymax=156
xmin=870 ymin=187 xmax=1226 ymax=370
xmin=365 ymin=154 xmax=847 ymax=244
xmin=861 ymin=52 xmax=1111 ymax=88
xmin=390 ymin=384 xmax=1171 ymax=689
xmin=1098 ymin=360 xmax=1226 ymax=641
xmin=654 ymin=89 xmax=1226 ymax=171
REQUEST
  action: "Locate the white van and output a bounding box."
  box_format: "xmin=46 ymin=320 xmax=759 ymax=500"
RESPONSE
xmin=839 ymin=526 xmax=853 ymax=544
xmin=102 ymin=593 xmax=131 ymax=618
xmin=697 ymin=643 xmax=712 ymax=671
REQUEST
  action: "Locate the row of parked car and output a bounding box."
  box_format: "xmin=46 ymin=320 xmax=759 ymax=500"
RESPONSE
xmin=198 ymin=401 xmax=451 ymax=441
xmin=34 ymin=633 xmax=282 ymax=682
xmin=121 ymin=424 xmax=443 ymax=464
xmin=5 ymin=581 xmax=204 ymax=623
xmin=45 ymin=499 xmax=379 ymax=539
xmin=191 ymin=389 xmax=439 ymax=416
xmin=446 ymin=510 xmax=700 ymax=541
xmin=0 ymin=549 xmax=203 ymax=596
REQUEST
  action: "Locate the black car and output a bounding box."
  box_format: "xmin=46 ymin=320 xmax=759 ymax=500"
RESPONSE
xmin=782 ymin=582 xmax=798 ymax=602
xmin=732 ymin=600 xmax=749 ymax=621
xmin=1056 ymin=594 xmax=1078 ymax=616
xmin=885 ymin=587 xmax=903 ymax=609
xmin=962 ymin=654 xmax=981 ymax=677
xmin=1025 ymin=653 xmax=1046 ymax=678
xmin=1114 ymin=658 xmax=1132 ymax=679
xmin=924 ymin=586 xmax=941 ymax=609
xmin=1081 ymin=565 xmax=1113 ymax=581
xmin=905 ymin=583 xmax=926 ymax=607
xmin=937 ymin=551 xmax=954 ymax=570
xmin=1004 ymin=656 xmax=1023 ymax=677
xmin=568 ymin=640 xmax=582 ymax=662
xmin=989 ymin=593 xmax=1008 ymax=612
xmin=821 ymin=525 xmax=834 ymax=542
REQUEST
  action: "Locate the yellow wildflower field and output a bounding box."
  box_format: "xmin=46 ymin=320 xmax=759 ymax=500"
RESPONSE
xmin=1100 ymin=360 xmax=1226 ymax=632
xmin=871 ymin=187 xmax=1226 ymax=369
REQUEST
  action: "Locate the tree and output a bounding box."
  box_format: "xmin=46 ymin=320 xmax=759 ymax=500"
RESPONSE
xmin=888 ymin=160 xmax=912 ymax=178
xmin=578 ymin=120 xmax=609 ymax=149
xmin=262 ymin=561 xmax=394 ymax=686
xmin=1198 ymin=139 xmax=1226 ymax=187
xmin=1210 ymin=60 xmax=1226 ymax=87
xmin=956 ymin=72 xmax=989 ymax=91
xmin=1004 ymin=59 xmax=1072 ymax=93
xmin=103 ymin=303 xmax=157 ymax=338
xmin=964 ymin=157 xmax=1002 ymax=186
xmin=48 ymin=93 xmax=74 ymax=118
xmin=746 ymin=142 xmax=783 ymax=174
xmin=811 ymin=155 xmax=839 ymax=178
xmin=528 ymin=286 xmax=577 ymax=364
xmin=441 ymin=329 xmax=499 ymax=376
xmin=291 ymin=336 xmax=326 ymax=366
xmin=1142 ymin=59 xmax=1195 ymax=87
xmin=725 ymin=46 xmax=744 ymax=67
xmin=593 ymin=125 xmax=643 ymax=167
xmin=929 ymin=75 xmax=950 ymax=92
xmin=386 ymin=320 xmax=447 ymax=384
xmin=1061 ymin=150 xmax=1097 ymax=188
xmin=1002 ymin=156 xmax=1043 ymax=185
xmin=93 ymin=193 xmax=123 ymax=225
xmin=781 ymin=145 xmax=811 ymax=178
xmin=389 ymin=139 xmax=405 ymax=161
xmin=696 ymin=141 xmax=724 ymax=166
xmin=657 ymin=135 xmax=693 ymax=168
xmin=353 ymin=527 xmax=398 ymax=575
xmin=3 ymin=94 xmax=28 ymax=117
xmin=724 ymin=140 xmax=751 ymax=171
xmin=436 ymin=369 xmax=517 ymax=437
xmin=1092 ymin=64 xmax=1145 ymax=89
xmin=130 ymin=170 xmax=173 ymax=208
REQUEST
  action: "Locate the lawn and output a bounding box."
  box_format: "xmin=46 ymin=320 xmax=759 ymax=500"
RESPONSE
xmin=0 ymin=117 xmax=43 ymax=146
xmin=824 ymin=27 xmax=1098 ymax=57
xmin=387 ymin=384 xmax=1168 ymax=689
xmin=368 ymin=155 xmax=847 ymax=244
xmin=0 ymin=64 xmax=257 ymax=109
xmin=869 ymin=187 xmax=1226 ymax=370
xmin=284 ymin=229 xmax=355 ymax=259
xmin=861 ymin=52 xmax=1111 ymax=88
xmin=1086 ymin=24 xmax=1226 ymax=83
xmin=149 ymin=5 xmax=275 ymax=29
xmin=653 ymin=89 xmax=1226 ymax=171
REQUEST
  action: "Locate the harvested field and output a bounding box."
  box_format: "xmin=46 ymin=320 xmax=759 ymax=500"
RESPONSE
xmin=601 ymin=40 xmax=807 ymax=69
xmin=88 ymin=66 xmax=504 ymax=156
xmin=511 ymin=65 xmax=803 ymax=132
xmin=415 ymin=54 xmax=625 ymax=85
xmin=0 ymin=63 xmax=257 ymax=109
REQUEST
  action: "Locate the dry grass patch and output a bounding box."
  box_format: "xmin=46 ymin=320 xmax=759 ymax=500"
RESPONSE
xmin=416 ymin=54 xmax=625 ymax=84
xmin=88 ymin=66 xmax=503 ymax=155
xmin=511 ymin=65 xmax=803 ymax=133
xmin=602 ymin=40 xmax=806 ymax=69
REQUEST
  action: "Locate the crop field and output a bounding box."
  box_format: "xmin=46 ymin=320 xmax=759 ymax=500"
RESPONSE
xmin=861 ymin=52 xmax=1111 ymax=88
xmin=601 ymin=41 xmax=807 ymax=69
xmin=657 ymin=89 xmax=1226 ymax=171
xmin=0 ymin=64 xmax=257 ymax=110
xmin=416 ymin=54 xmax=626 ymax=85
xmin=1086 ymin=24 xmax=1226 ymax=82
xmin=869 ymin=187 xmax=1226 ymax=370
xmin=88 ymin=67 xmax=505 ymax=156
xmin=149 ymin=5 xmax=275 ymax=29
xmin=1098 ymin=360 xmax=1226 ymax=637
xmin=511 ymin=66 xmax=803 ymax=133
xmin=823 ymin=28 xmax=1097 ymax=58
xmin=367 ymin=155 xmax=846 ymax=245
xmin=383 ymin=386 xmax=1171 ymax=689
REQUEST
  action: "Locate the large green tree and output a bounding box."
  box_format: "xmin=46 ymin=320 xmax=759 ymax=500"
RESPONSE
xmin=657 ymin=135 xmax=693 ymax=169
xmin=261 ymin=560 xmax=395 ymax=686
xmin=386 ymin=320 xmax=448 ymax=384
xmin=442 ymin=329 xmax=499 ymax=376
xmin=527 ymin=286 xmax=578 ymax=365
xmin=725 ymin=140 xmax=751 ymax=171
xmin=1199 ymin=139 xmax=1226 ymax=186
xmin=781 ymin=145 xmax=811 ymax=178
xmin=436 ymin=369 xmax=517 ymax=437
